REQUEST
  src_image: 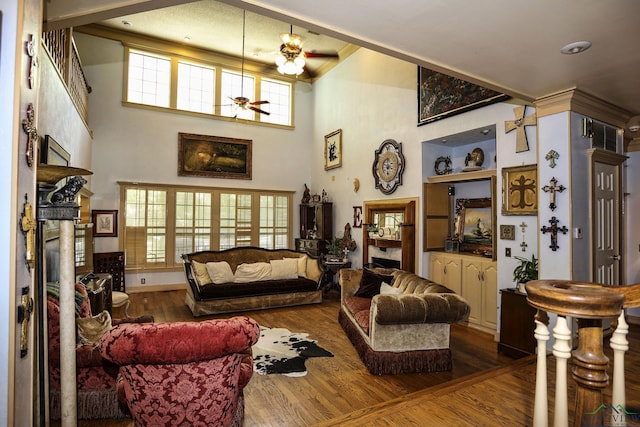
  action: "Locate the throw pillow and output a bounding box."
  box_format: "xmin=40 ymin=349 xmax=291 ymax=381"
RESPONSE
xmin=77 ymin=310 xmax=112 ymax=344
xmin=191 ymin=260 xmax=212 ymax=286
xmin=354 ymin=269 xmax=394 ymax=298
xmin=234 ymin=262 xmax=272 ymax=283
xmin=270 ymin=259 xmax=299 ymax=280
xmin=284 ymin=255 xmax=307 ymax=278
xmin=205 ymin=261 xmax=235 ymax=284
xmin=380 ymin=281 xmax=403 ymax=295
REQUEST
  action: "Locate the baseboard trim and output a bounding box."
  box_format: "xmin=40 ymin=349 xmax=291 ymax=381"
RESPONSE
xmin=126 ymin=283 xmax=187 ymax=294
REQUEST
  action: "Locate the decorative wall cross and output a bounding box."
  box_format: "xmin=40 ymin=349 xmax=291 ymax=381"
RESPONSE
xmin=542 ymin=177 xmax=565 ymax=211
xmin=545 ymin=150 xmax=559 ymax=168
xmin=21 ymin=103 xmax=37 ymax=167
xmin=541 ymin=216 xmax=568 ymax=251
xmin=510 ymin=175 xmax=537 ymax=209
xmin=505 ymin=106 xmax=537 ymax=153
xmin=519 ymin=221 xmax=528 ymax=252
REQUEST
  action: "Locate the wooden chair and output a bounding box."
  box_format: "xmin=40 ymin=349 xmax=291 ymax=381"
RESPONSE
xmin=93 ymin=251 xmax=130 ymax=316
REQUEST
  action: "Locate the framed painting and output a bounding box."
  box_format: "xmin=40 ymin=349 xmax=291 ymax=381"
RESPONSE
xmin=41 ymin=135 xmax=70 ymax=166
xmin=178 ymin=133 xmax=252 ymax=180
xmin=418 ymin=67 xmax=509 ymax=126
xmin=92 ymin=210 xmax=118 ymax=237
xmin=455 ymin=198 xmax=493 ymax=255
xmin=324 ymin=129 xmax=342 ymax=170
xmin=502 ymin=164 xmax=538 ymax=215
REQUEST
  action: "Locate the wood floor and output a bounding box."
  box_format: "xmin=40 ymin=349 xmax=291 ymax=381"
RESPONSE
xmin=62 ymin=289 xmax=639 ymax=427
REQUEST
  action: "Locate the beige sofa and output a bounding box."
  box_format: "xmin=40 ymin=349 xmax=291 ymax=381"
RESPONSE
xmin=338 ymin=268 xmax=470 ymax=375
xmin=183 ymin=247 xmax=324 ymax=316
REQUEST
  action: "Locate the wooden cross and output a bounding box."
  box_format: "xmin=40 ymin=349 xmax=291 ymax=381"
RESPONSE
xmin=519 ymin=221 xmax=528 ymax=252
xmin=545 ymin=150 xmax=559 ymax=168
xmin=510 ymin=175 xmax=536 ymax=209
xmin=542 ymin=177 xmax=565 ymax=211
xmin=505 ymin=106 xmax=537 ymax=153
xmin=541 ymin=216 xmax=568 ymax=251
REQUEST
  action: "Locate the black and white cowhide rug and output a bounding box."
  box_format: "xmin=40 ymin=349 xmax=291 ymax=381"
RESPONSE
xmin=253 ymin=326 xmax=333 ymax=377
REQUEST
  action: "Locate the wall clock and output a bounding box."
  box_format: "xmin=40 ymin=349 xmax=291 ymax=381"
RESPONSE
xmin=372 ymin=139 xmax=405 ymax=194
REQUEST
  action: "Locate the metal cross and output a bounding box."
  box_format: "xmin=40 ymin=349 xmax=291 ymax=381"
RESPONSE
xmin=519 ymin=222 xmax=528 ymax=251
xmin=541 ymin=216 xmax=568 ymax=251
xmin=545 ymin=150 xmax=559 ymax=168
xmin=21 ymin=103 xmax=37 ymax=167
xmin=504 ymin=106 xmax=537 ymax=152
xmin=542 ymin=177 xmax=565 ymax=211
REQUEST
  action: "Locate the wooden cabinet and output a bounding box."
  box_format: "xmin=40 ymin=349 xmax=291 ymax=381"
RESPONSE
xmin=498 ymin=288 xmax=537 ymax=358
xmin=298 ymin=203 xmax=332 ymax=257
xmin=295 ymin=238 xmax=326 ymax=257
xmin=429 ymin=252 xmax=462 ymax=295
xmin=462 ymin=257 xmax=497 ymax=331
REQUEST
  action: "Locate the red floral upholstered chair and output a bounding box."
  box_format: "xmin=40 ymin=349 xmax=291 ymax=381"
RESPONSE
xmin=47 ymin=283 xmax=153 ymax=419
xmin=99 ymin=316 xmax=260 ymax=427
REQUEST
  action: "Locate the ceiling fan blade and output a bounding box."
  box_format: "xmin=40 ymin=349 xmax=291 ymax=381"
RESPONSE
xmin=304 ymin=51 xmax=339 ymax=59
xmin=249 ymin=100 xmax=269 ymax=105
xmin=250 ymin=106 xmax=270 ymax=115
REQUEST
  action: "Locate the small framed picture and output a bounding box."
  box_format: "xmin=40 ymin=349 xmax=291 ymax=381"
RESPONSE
xmin=324 ymin=129 xmax=342 ymax=170
xmin=92 ymin=210 xmax=118 ymax=237
xmin=500 ymin=224 xmax=516 ymax=240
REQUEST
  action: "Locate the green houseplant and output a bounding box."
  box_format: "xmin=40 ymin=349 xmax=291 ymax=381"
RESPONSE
xmin=513 ymin=254 xmax=538 ymax=291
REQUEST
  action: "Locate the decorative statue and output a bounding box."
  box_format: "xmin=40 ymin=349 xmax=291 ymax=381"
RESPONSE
xmin=321 ymin=189 xmax=328 ymax=203
xmin=50 ymin=176 xmax=87 ymax=204
xmin=301 ymin=184 xmax=311 ymax=204
xmin=339 ymin=223 xmax=357 ymax=254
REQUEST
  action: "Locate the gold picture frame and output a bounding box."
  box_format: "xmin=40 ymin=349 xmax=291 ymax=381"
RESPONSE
xmin=502 ymin=164 xmax=538 ymax=215
xmin=324 ymin=129 xmax=342 ymax=170
xmin=178 ymin=133 xmax=252 ymax=180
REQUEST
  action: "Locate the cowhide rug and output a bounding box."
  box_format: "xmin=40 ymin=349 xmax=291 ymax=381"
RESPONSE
xmin=253 ymin=326 xmax=333 ymax=377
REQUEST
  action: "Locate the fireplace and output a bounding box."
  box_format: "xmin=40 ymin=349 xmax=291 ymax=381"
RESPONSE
xmin=371 ymin=257 xmax=401 ymax=269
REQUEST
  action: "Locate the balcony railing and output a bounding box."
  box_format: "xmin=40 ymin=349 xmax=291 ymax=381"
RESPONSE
xmin=526 ymin=280 xmax=640 ymax=427
xmin=42 ymin=28 xmax=91 ymax=126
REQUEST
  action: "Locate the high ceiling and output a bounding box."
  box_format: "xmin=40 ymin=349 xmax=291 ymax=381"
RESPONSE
xmin=47 ymin=0 xmax=640 ymax=126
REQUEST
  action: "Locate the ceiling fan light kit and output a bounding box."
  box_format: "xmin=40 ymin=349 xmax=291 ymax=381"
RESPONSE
xmin=276 ymin=30 xmax=306 ymax=75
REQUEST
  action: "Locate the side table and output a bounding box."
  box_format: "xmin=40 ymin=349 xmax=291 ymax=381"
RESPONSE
xmin=498 ymin=288 xmax=537 ymax=358
xmin=322 ymin=260 xmax=351 ymax=293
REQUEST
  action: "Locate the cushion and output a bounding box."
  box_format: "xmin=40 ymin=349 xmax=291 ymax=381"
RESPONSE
xmin=205 ymin=261 xmax=235 ymax=284
xmin=380 ymin=281 xmax=402 ymax=295
xmin=234 ymin=262 xmax=272 ymax=283
xmin=270 ymin=258 xmax=299 ymax=280
xmin=354 ymin=269 xmax=394 ymax=298
xmin=284 ymin=255 xmax=307 ymax=278
xmin=191 ymin=260 xmax=212 ymax=286
xmin=77 ymin=310 xmax=112 ymax=344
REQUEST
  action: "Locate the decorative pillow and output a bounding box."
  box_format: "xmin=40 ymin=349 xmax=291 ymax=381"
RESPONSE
xmin=354 ymin=269 xmax=394 ymax=298
xmin=284 ymin=255 xmax=307 ymax=278
xmin=380 ymin=281 xmax=403 ymax=295
xmin=191 ymin=260 xmax=212 ymax=286
xmin=205 ymin=261 xmax=235 ymax=284
xmin=234 ymin=262 xmax=272 ymax=283
xmin=270 ymin=258 xmax=299 ymax=280
xmin=77 ymin=310 xmax=112 ymax=344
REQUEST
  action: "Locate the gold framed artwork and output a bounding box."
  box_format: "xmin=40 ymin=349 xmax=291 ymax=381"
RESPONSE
xmin=502 ymin=164 xmax=538 ymax=215
xmin=324 ymin=129 xmax=342 ymax=170
xmin=178 ymin=133 xmax=252 ymax=180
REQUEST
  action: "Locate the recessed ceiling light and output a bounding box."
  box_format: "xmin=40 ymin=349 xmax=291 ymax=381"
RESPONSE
xmin=481 ymin=129 xmax=490 ymax=135
xmin=560 ymin=41 xmax=591 ymax=55
xmin=122 ymin=20 xmax=132 ymax=27
xmin=441 ymin=139 xmax=448 ymax=144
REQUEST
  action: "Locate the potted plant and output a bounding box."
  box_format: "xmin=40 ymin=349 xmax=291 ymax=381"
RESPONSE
xmin=513 ymin=254 xmax=538 ymax=293
xmin=325 ymin=237 xmax=343 ymax=262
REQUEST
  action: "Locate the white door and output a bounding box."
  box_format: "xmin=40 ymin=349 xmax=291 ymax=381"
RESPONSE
xmin=593 ymin=160 xmax=621 ymax=285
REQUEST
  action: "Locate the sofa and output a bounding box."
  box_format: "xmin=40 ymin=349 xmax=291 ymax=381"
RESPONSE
xmin=47 ymin=282 xmax=153 ymax=420
xmin=99 ymin=316 xmax=260 ymax=427
xmin=338 ymin=268 xmax=470 ymax=375
xmin=182 ymin=247 xmax=325 ymax=316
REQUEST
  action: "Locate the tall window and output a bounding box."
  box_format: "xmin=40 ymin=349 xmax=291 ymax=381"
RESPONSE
xmin=220 ymin=70 xmax=254 ymax=120
xmin=120 ymin=183 xmax=293 ymax=270
xmin=127 ymin=51 xmax=171 ymax=107
xmin=177 ymin=62 xmax=215 ymax=114
xmin=260 ymin=79 xmax=292 ymax=126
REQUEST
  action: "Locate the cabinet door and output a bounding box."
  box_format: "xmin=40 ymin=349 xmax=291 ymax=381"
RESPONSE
xmin=442 ymin=256 xmax=462 ymax=295
xmin=481 ymin=261 xmax=498 ymax=329
xmin=462 ymin=260 xmax=483 ymax=325
xmin=423 ymin=183 xmax=450 ymax=251
xmin=429 ymin=254 xmax=446 ymax=284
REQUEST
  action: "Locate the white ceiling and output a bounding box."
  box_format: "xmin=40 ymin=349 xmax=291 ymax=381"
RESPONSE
xmin=47 ymin=0 xmax=640 ymax=122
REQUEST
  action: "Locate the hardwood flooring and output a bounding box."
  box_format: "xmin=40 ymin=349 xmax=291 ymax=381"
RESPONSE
xmin=60 ymin=289 xmax=639 ymax=427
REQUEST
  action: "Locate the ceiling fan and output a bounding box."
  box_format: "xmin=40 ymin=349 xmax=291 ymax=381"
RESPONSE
xmin=223 ymin=10 xmax=270 ymax=116
xmin=275 ymin=26 xmax=339 ymax=76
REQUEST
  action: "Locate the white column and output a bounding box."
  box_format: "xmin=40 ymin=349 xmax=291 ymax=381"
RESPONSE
xmin=552 ymin=316 xmax=571 ymax=427
xmin=610 ymin=311 xmax=628 ymax=426
xmin=59 ymin=220 xmax=77 ymax=427
xmin=533 ymin=312 xmax=550 ymax=427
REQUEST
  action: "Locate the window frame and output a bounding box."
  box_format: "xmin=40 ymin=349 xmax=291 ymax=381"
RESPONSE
xmin=119 ymin=181 xmax=294 ymax=272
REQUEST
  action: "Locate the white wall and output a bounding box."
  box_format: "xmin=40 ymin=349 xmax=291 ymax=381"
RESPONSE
xmin=75 ymin=33 xmax=316 ymax=289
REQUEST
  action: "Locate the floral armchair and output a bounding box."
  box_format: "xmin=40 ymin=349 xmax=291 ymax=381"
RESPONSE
xmin=99 ymin=316 xmax=260 ymax=427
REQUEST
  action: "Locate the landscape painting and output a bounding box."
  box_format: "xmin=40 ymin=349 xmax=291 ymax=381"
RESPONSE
xmin=178 ymin=133 xmax=252 ymax=180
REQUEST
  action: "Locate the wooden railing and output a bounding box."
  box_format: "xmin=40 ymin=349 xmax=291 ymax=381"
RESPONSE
xmin=526 ymin=280 xmax=640 ymax=427
xmin=42 ymin=28 xmax=92 ymax=125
